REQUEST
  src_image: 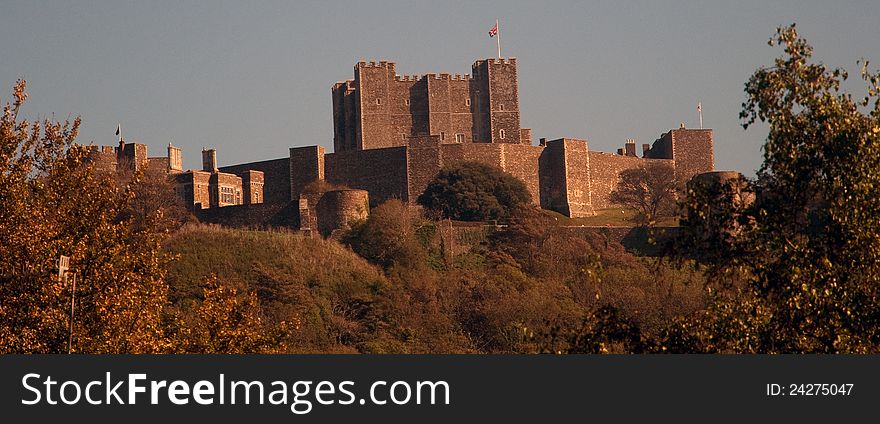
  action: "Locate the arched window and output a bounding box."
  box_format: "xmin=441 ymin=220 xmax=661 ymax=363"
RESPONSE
xmin=499 ymin=129 xmax=506 ymax=139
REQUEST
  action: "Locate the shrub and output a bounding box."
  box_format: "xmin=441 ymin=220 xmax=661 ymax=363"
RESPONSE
xmin=417 ymin=161 xmax=531 ymax=221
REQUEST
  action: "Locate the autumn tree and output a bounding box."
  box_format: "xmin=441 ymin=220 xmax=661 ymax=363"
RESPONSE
xmin=342 ymin=199 xmax=430 ymax=271
xmin=666 ymin=25 xmax=880 ymax=353
xmin=418 ymin=161 xmax=531 ymax=222
xmin=0 ymin=80 xmax=171 ymax=353
xmin=169 ymin=276 xmax=290 ymax=353
xmin=608 ymin=162 xmax=680 ymax=226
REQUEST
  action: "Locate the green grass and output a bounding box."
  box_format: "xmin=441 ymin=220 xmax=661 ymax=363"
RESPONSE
xmin=164 ymin=224 xmax=387 ymax=301
xmin=542 ymin=208 xmax=679 ymax=227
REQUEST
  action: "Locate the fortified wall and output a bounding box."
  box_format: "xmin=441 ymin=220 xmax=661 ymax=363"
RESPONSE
xmin=201 ymin=57 xmax=715 ymax=227
xmin=89 ymin=56 xmax=716 ymax=235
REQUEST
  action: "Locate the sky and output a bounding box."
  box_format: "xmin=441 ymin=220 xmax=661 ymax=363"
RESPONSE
xmin=2 ymin=0 xmax=878 ymax=175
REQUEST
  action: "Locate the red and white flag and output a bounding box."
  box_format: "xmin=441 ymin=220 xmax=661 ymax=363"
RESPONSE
xmin=489 ymin=23 xmax=498 ymax=37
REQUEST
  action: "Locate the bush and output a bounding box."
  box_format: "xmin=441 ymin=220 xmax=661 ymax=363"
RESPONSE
xmin=417 ymin=161 xmax=531 ymax=221
xmin=341 ymin=199 xmax=429 ymax=271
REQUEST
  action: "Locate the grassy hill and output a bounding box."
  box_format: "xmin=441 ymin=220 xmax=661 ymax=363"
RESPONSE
xmin=164 ymin=224 xmax=399 ymax=353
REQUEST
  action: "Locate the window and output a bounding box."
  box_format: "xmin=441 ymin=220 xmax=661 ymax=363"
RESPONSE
xmin=405 ymin=99 xmax=410 ymax=106
xmin=376 ymin=98 xmax=382 ymax=105
xmin=499 ymin=104 xmax=504 ymax=111
xmin=220 ymin=186 xmax=235 ymax=204
xmin=440 ymin=132 xmax=446 ymax=141
xmin=402 ymin=133 xmax=407 ymax=140
xmin=455 ymin=133 xmax=464 ymax=143
xmin=465 ymin=99 xmax=471 ymax=107
xmin=499 ymin=129 xmax=506 ymax=139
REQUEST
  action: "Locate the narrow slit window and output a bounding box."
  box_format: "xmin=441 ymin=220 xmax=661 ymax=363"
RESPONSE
xmin=499 ymin=129 xmax=506 ymax=139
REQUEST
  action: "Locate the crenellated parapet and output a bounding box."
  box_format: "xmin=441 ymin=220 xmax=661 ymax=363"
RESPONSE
xmin=333 ymin=57 xmax=524 ymax=152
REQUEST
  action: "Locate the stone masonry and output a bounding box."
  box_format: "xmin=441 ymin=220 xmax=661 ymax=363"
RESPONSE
xmin=89 ymin=56 xmax=716 ymax=233
xmin=203 ymin=57 xmax=714 ymax=223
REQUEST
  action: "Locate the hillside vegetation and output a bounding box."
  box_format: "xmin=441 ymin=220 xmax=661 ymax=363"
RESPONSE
xmin=165 ymin=225 xmax=398 ymax=353
xmin=164 ymin=202 xmax=708 ymax=353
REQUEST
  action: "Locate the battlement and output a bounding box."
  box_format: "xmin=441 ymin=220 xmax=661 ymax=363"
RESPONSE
xmin=334 ymin=57 xmax=523 ymax=151
xmin=333 ymin=81 xmax=357 ymax=90
xmin=393 ymin=74 xmax=424 ymax=82
xmin=356 ymin=60 xmax=396 ymax=71
xmin=390 ymin=73 xmax=472 ymax=82
xmin=472 ymin=57 xmax=517 ymax=69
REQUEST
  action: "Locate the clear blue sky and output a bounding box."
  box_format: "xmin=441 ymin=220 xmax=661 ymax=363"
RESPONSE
xmin=2 ymin=0 xmax=878 ymax=175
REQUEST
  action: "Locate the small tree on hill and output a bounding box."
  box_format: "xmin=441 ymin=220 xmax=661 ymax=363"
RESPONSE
xmin=608 ymin=162 xmax=679 ymax=226
xmin=417 ymin=161 xmax=531 ymax=222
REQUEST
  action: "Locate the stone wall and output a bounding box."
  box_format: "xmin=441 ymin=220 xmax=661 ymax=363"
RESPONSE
xmin=498 ymin=143 xmax=544 ymax=206
xmin=588 ymin=152 xmax=674 ymax=210
xmin=240 ymin=170 xmax=264 ymax=205
xmin=195 ymin=202 xmax=298 ymax=229
xmin=669 ymin=128 xmax=714 ymax=182
xmin=86 ymin=146 xmax=117 ymax=173
xmin=289 ymin=146 xmax=325 ymax=200
xmin=541 ymin=139 xmax=594 ymax=217
xmin=121 ymin=143 xmax=148 ymax=172
xmin=220 ymin=157 xmax=291 ymax=205
xmin=325 ymin=146 xmax=409 ymax=206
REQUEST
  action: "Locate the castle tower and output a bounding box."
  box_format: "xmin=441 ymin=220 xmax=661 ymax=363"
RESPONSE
xmin=117 ymin=142 xmax=148 ymax=172
xmin=354 ymin=60 xmax=397 ymax=151
xmin=644 ymin=127 xmax=715 ymax=182
xmin=471 ymin=58 xmax=521 ymax=144
xmin=332 ymin=58 xmax=525 ymax=152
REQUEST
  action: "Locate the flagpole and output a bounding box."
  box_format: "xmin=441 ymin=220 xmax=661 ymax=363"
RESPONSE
xmin=698 ymin=102 xmax=703 ymax=129
xmin=496 ymin=18 xmax=501 ymax=58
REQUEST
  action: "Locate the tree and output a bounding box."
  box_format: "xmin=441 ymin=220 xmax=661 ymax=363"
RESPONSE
xmin=675 ymin=172 xmax=755 ymax=277
xmin=170 ymin=275 xmax=290 ymax=354
xmin=608 ymin=162 xmax=679 ymax=226
xmin=666 ymin=25 xmax=880 ymax=353
xmin=120 ymin=166 xmax=194 ymax=234
xmin=0 ymin=80 xmax=171 ymax=353
xmin=417 ymin=161 xmax=531 ymax=222
xmin=342 ymin=199 xmax=429 ymax=271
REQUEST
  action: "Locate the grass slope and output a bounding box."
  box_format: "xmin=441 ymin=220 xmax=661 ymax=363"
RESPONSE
xmin=164 ymin=224 xmax=394 ymax=353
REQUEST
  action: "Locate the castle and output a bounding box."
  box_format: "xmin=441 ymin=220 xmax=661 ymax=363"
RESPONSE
xmin=87 ymin=140 xmax=265 ymax=210
xmin=89 ymin=57 xmax=715 ymax=233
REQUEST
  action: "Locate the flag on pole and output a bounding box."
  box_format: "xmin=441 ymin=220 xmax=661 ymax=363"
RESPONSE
xmin=697 ymin=102 xmax=702 ymax=113
xmin=490 ymin=19 xmax=501 ymax=58
xmin=115 ymin=124 xmax=120 ymax=136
